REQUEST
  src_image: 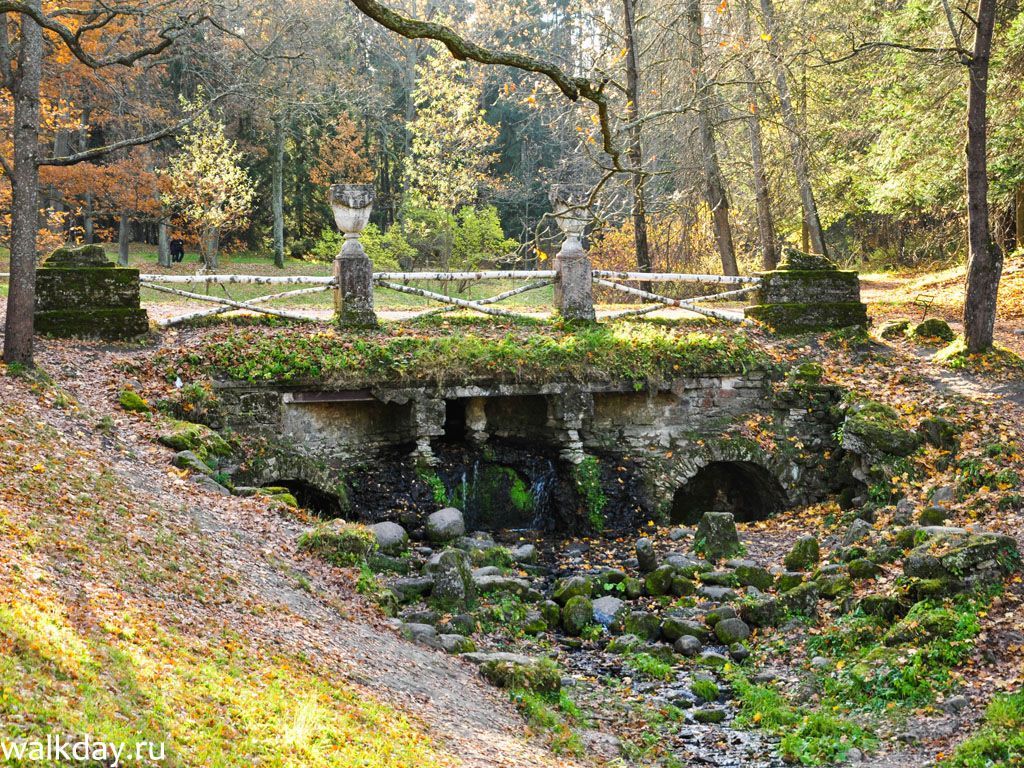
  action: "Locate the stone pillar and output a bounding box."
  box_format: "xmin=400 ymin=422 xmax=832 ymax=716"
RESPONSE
xmin=329 ymin=184 xmax=377 ymax=328
xmin=34 ymin=244 xmax=149 ymax=339
xmin=410 ymin=395 xmax=446 ymax=466
xmin=744 ymin=248 xmax=868 ymax=333
xmin=465 ymin=397 xmax=489 ymax=446
xmin=547 ymin=387 xmax=593 ymax=464
xmin=552 ymin=198 xmax=596 ymax=322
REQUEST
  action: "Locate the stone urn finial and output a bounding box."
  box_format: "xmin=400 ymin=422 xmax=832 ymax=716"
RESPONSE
xmin=552 ymin=197 xmax=587 ymax=244
xmin=329 ymin=183 xmax=374 ymax=238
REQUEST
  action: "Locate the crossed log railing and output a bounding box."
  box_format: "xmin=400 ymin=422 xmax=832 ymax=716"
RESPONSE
xmin=139 ymin=269 xmax=760 ymax=328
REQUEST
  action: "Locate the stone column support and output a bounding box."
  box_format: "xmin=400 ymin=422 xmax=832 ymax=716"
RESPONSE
xmin=547 ymin=387 xmax=593 ymax=464
xmin=410 ymin=395 xmax=446 ymax=466
xmin=329 ymin=183 xmax=377 ymax=328
xmin=552 ymin=197 xmax=596 ymax=322
xmin=465 ymin=397 xmax=489 ymax=446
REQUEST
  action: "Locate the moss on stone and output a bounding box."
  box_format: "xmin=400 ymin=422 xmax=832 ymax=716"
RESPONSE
xmin=43 ymin=244 xmax=111 ymax=267
xmin=909 ymin=318 xmax=955 ymax=344
xmin=297 ymin=520 xmax=378 ymax=566
xmin=118 ymin=389 xmax=150 ymax=413
xmin=744 ymin=302 xmax=869 ymax=334
xmin=842 ymin=400 xmax=921 ymax=457
xmin=35 ymin=308 xmax=149 ymax=340
xmin=157 ymin=420 xmax=231 ymax=461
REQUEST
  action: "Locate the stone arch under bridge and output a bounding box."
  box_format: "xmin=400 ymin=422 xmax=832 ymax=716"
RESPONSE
xmin=643 ymin=440 xmax=801 ymax=525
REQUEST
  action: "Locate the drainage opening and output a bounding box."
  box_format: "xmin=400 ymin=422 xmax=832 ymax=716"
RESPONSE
xmin=671 ymin=461 xmax=787 ymax=524
xmin=269 ymin=479 xmax=342 ymax=517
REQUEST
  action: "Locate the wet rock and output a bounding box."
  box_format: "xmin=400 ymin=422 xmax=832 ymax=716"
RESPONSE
xmin=704 ymin=606 xmax=738 ymax=628
xmin=785 ymin=535 xmax=820 ymax=571
xmin=780 ymin=582 xmax=819 ymax=617
xmin=919 ymin=506 xmax=950 ymax=526
xmin=636 ymin=537 xmax=659 ymax=573
xmin=674 ymin=635 xmax=703 ymax=656
xmin=522 ymin=610 xmax=549 ymax=635
xmin=562 ymin=595 xmax=594 ymax=636
xmin=624 ymin=610 xmax=661 ymax=642
xmin=714 ymin=617 xmax=751 ymax=645
xmin=370 ymin=521 xmax=408 ymax=555
xmin=729 ymin=559 xmax=773 ymax=590
xmin=426 ymin=508 xmax=465 ymax=543
xmin=740 ymin=595 xmax=780 ymax=628
xmin=695 ymin=512 xmax=741 ymax=560
xmin=432 ymin=549 xmax=475 ymax=608
xmin=776 ymin=571 xmax=804 ymax=592
xmin=553 ymin=575 xmax=592 ymax=605
xmin=844 ymin=518 xmax=873 ymax=546
xmin=607 ymin=634 xmax=643 ymax=654
xmin=539 ymin=600 xmax=561 ymax=628
xmin=509 ymin=543 xmax=537 ymax=564
xmin=698 ymin=585 xmax=738 ymax=601
xmin=439 ymin=633 xmax=475 ymax=654
xmin=173 ymin=450 xmax=214 ymax=476
xmin=438 ymin=613 xmax=476 ymax=635
xmin=662 ymin=615 xmax=707 ymax=642
xmin=645 ymin=564 xmax=677 ymax=596
xmin=848 ymin=558 xmax=881 ymax=580
xmin=941 ymin=694 xmax=969 ymax=714
xmin=391 ymin=576 xmax=433 ymax=603
xmin=581 ymin=729 xmax=622 ymax=759
xmin=400 ymin=622 xmax=441 ymax=649
xmin=729 ymin=643 xmax=750 ymax=662
xmin=693 ymin=708 xmax=726 ymax=724
xmin=592 ymin=595 xmax=627 ymax=628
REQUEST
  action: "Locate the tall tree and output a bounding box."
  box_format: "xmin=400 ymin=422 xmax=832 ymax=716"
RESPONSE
xmin=685 ymin=0 xmax=739 ymax=276
xmin=963 ymin=0 xmax=1002 ymax=352
xmin=622 ymin=0 xmax=652 ymax=277
xmin=759 ymin=0 xmax=828 ymax=256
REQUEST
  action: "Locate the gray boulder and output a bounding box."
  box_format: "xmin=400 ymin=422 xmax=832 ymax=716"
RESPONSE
xmin=714 ymin=617 xmax=751 ymax=645
xmin=674 ymin=635 xmax=703 ymax=656
xmin=371 ymin=521 xmax=409 ymax=555
xmin=592 ymin=595 xmax=626 ymax=628
xmin=426 ymin=507 xmax=465 ymax=543
xmin=636 ymin=538 xmax=658 ymax=573
xmin=432 ymin=549 xmax=475 ymax=608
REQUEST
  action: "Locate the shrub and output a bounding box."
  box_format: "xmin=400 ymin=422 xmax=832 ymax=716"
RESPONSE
xmin=297 ymin=521 xmax=378 ymax=566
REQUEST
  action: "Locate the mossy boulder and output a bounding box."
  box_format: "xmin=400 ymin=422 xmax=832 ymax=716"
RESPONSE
xmin=714 ymin=617 xmax=751 ymax=644
xmin=739 ymin=595 xmax=780 ymax=628
xmin=471 ymin=653 xmax=561 ymax=693
xmin=909 ymin=318 xmax=955 ymax=344
xmin=842 ymin=400 xmax=921 ymax=457
xmin=561 ymin=595 xmax=594 ymax=636
xmin=784 ymin=535 xmax=820 ymax=572
xmin=730 ymin=560 xmax=773 ymax=591
xmin=903 ymin=529 xmax=1020 ymax=590
xmin=118 ymin=389 xmax=149 ymax=413
xmin=695 ymin=512 xmax=741 ymax=561
xmin=917 ymin=416 xmax=960 ymax=452
xmin=858 ymin=594 xmax=907 ymax=621
xmin=878 ymin=320 xmax=910 ymax=340
xmin=848 ymin=558 xmax=882 ymax=580
xmin=919 ymin=506 xmax=950 ymax=526
xmin=158 ymin=420 xmax=231 ymax=461
xmin=297 ymin=520 xmax=377 ymax=566
xmin=780 ymin=582 xmax=820 ymax=617
xmin=645 ymin=564 xmax=678 ymax=596
xmin=883 ymin=604 xmax=959 ymax=646
xmin=44 ymin=244 xmax=111 ymax=267
xmin=553 ymin=575 xmax=592 ymax=605
xmin=624 ymin=610 xmax=661 ymax=642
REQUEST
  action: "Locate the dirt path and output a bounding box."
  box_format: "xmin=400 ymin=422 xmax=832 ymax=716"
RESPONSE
xmin=6 ymin=331 xmax=587 ymax=768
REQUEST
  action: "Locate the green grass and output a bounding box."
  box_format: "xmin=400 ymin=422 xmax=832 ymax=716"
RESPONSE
xmin=624 ymin=652 xmax=676 ymax=681
xmin=508 ymin=687 xmax=584 ymax=755
xmin=166 ymin=321 xmax=770 ymax=387
xmin=730 ymin=675 xmax=878 ymax=766
xmin=806 ymin=596 xmax=986 ymax=711
xmin=940 ymin=691 xmax=1024 ymax=767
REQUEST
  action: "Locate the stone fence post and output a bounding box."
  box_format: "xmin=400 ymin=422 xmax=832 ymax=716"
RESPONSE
xmin=329 ymin=183 xmax=377 ymax=328
xmin=744 ymin=248 xmax=868 ymax=333
xmin=552 ymin=198 xmax=596 ymax=322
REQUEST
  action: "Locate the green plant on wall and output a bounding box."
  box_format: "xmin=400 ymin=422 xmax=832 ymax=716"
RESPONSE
xmin=573 ymin=456 xmax=607 ymax=530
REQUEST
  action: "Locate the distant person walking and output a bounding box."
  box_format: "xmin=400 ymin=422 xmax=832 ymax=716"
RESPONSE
xmin=169 ymin=238 xmax=185 ymax=263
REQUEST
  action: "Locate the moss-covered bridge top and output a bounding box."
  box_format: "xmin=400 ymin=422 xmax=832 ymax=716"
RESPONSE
xmin=163 ymin=318 xmax=775 ymax=390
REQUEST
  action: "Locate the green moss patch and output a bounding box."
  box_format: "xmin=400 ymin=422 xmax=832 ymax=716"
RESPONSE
xmin=298 ymin=521 xmax=378 ymax=567
xmin=940 ymin=691 xmax=1024 ymax=767
xmin=168 ymin=322 xmax=770 ymax=387
xmin=157 ymin=420 xmax=231 ymax=461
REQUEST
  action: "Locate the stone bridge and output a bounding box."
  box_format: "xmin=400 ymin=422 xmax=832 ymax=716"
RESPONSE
xmin=215 ymin=367 xmax=850 ymax=529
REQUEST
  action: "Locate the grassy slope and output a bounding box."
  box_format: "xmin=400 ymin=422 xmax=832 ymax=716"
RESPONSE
xmin=0 ymin=373 xmax=455 ymax=767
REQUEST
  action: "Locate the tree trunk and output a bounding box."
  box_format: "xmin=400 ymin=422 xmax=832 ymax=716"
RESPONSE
xmin=760 ymin=0 xmax=828 ymax=256
xmin=963 ymin=0 xmax=1001 ymax=353
xmin=201 ymin=226 xmax=220 ymax=270
xmin=686 ymin=0 xmax=739 ymax=276
xmin=157 ymin=220 xmax=171 ymax=267
xmin=622 ymin=0 xmax=652 ymax=281
xmin=740 ymin=0 xmax=777 ymax=270
xmin=2 ymin=3 xmax=43 ymax=367
xmin=1015 ymin=184 xmax=1023 ymax=254
xmin=272 ymin=115 xmax=286 ymax=269
xmin=83 ymin=191 xmax=95 ymax=244
xmin=118 ymin=213 xmax=131 ymax=266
